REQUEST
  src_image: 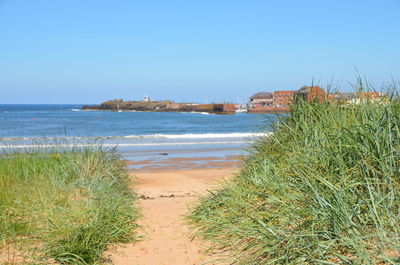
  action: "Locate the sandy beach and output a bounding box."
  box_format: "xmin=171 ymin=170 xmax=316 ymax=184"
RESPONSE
xmin=107 ymin=157 xmax=240 ymax=265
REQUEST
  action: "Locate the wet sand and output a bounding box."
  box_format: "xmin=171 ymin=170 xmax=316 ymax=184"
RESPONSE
xmin=107 ymin=158 xmax=240 ymax=265
xmin=126 ymin=155 xmax=243 ymax=171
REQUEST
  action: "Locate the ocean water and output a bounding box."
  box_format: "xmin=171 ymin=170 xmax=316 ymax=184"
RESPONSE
xmin=0 ymin=104 xmax=275 ymax=167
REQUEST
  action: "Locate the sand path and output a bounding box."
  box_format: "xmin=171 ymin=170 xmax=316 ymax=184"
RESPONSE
xmin=108 ymin=168 xmax=235 ymax=265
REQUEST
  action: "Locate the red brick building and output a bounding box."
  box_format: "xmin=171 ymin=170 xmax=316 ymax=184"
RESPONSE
xmin=294 ymin=86 xmax=326 ymax=103
xmin=248 ymin=86 xmax=327 ymax=113
xmin=273 ymin=91 xmax=296 ymax=107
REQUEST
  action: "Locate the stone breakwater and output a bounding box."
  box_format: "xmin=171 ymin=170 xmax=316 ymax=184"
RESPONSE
xmin=82 ymin=99 xmax=236 ymax=114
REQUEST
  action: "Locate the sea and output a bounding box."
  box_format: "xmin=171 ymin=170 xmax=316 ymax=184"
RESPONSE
xmin=0 ymin=104 xmax=275 ymax=170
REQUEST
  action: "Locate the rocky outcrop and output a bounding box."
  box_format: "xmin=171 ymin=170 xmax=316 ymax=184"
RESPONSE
xmin=82 ymin=100 xmax=236 ymax=114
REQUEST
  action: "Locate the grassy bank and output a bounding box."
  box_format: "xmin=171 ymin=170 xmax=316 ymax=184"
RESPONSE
xmin=0 ymin=145 xmax=138 ymax=264
xmin=189 ymin=88 xmax=400 ymax=264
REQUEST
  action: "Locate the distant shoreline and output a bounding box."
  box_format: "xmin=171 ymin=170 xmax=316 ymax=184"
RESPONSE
xmin=82 ymin=99 xmax=293 ymax=114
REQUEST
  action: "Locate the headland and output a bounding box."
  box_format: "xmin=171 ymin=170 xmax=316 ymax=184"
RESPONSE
xmin=83 ymin=99 xmax=237 ymax=114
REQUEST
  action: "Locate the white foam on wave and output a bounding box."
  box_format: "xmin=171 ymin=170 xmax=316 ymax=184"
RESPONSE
xmin=0 ymin=132 xmax=270 ymax=142
xmin=0 ymin=141 xmax=251 ymax=149
xmin=188 ymin=111 xmax=211 ymax=115
xmin=71 ymin=109 xmax=81 ymax=112
xmin=121 ymin=132 xmax=270 ymax=140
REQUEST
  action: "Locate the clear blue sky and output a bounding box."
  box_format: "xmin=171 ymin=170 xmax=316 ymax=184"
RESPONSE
xmin=1 ymin=0 xmax=399 ymax=104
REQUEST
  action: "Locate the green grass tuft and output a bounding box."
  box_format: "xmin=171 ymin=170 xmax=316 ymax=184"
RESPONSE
xmin=0 ymin=145 xmax=139 ymax=264
xmin=189 ymin=83 xmax=400 ymax=264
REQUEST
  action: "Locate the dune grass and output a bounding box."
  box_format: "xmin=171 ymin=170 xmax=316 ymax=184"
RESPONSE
xmin=0 ymin=145 xmax=138 ymax=264
xmin=189 ymin=84 xmax=400 ymax=264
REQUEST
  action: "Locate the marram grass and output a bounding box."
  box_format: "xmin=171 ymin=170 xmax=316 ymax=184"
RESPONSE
xmin=0 ymin=145 xmax=139 ymax=264
xmin=189 ymin=86 xmax=400 ymax=264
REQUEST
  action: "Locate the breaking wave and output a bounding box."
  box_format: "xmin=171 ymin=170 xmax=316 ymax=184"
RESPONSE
xmin=0 ymin=141 xmax=252 ymax=149
xmin=0 ymin=132 xmax=270 ymax=142
xmin=121 ymin=132 xmax=269 ymax=139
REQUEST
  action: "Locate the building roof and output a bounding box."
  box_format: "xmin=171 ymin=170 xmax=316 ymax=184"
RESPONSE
xmin=251 ymin=92 xmax=273 ymax=99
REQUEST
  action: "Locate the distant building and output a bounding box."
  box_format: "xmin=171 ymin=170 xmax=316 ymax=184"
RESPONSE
xmin=249 ymin=92 xmax=274 ymax=108
xmin=248 ymin=86 xmax=327 ymax=113
xmin=273 ymin=91 xmax=296 ymax=107
xmin=328 ymin=92 xmax=385 ymax=105
xmin=295 ymin=86 xmax=326 ymax=103
xmin=144 ymin=95 xmax=151 ymax=102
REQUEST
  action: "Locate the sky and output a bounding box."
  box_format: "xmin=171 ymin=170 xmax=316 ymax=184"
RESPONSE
xmin=0 ymin=0 xmax=399 ymax=104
